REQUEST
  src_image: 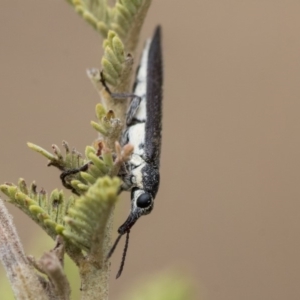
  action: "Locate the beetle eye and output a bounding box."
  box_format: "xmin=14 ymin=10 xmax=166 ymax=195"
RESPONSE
xmin=136 ymin=193 xmax=152 ymax=208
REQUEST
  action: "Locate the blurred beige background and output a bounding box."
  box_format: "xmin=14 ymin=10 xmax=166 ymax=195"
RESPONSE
xmin=1 ymin=1 xmax=300 ymax=299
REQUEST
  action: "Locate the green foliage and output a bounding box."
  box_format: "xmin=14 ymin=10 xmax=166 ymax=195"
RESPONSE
xmin=27 ymin=141 xmax=85 ymax=176
xmin=0 ymin=176 xmax=120 ymax=260
xmin=101 ymin=31 xmax=127 ymax=86
xmin=66 ymin=0 xmax=152 ymax=52
xmin=63 ymin=176 xmax=120 ymax=256
xmin=91 ymin=103 xmax=123 ymax=149
xmin=1 ymin=96 xmax=129 ymax=266
xmin=0 ymin=179 xmax=68 ymax=241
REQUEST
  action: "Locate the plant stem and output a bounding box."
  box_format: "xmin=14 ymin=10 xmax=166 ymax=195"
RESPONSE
xmin=0 ymin=199 xmax=48 ymax=300
xmin=78 ymin=209 xmax=114 ymax=300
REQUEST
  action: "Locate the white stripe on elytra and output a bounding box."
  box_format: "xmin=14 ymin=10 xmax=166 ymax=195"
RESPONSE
xmin=127 ymin=39 xmax=151 ymax=162
xmin=133 ymin=39 xmax=151 ymax=122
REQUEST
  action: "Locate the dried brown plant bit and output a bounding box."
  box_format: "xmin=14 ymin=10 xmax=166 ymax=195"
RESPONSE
xmin=106 ymin=110 xmax=115 ymax=120
xmin=95 ymin=140 xmax=104 ymax=156
xmin=122 ymin=143 xmax=134 ymax=161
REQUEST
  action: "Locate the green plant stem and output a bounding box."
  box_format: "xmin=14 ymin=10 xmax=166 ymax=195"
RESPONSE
xmin=78 ymin=211 xmax=114 ymax=300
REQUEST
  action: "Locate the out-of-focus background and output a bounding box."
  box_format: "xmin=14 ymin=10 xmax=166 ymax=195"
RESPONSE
xmin=1 ymin=1 xmax=300 ymax=299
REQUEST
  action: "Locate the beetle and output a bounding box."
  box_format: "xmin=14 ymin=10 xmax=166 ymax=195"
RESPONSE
xmin=105 ymin=25 xmax=163 ymax=278
xmin=60 ymin=26 xmax=163 ymax=278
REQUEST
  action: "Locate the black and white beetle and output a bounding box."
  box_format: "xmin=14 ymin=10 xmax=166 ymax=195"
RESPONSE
xmin=61 ymin=26 xmax=163 ymax=278
xmin=105 ymin=25 xmax=163 ymax=278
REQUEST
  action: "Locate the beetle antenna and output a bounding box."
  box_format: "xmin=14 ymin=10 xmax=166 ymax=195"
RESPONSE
xmin=106 ymin=233 xmax=122 ymax=260
xmin=116 ymin=230 xmax=130 ymax=279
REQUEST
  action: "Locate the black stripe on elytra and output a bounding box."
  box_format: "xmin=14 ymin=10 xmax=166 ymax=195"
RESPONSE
xmin=144 ymin=26 xmax=163 ymax=166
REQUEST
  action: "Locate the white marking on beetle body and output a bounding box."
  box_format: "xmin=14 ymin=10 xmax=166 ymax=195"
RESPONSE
xmin=124 ymin=40 xmax=151 ymax=173
xmin=132 ymin=40 xmax=150 ymax=122
xmin=131 ymin=164 xmax=145 ymax=189
xmin=127 ymin=123 xmax=145 ymax=157
xmin=130 ymin=153 xmax=144 ymax=167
